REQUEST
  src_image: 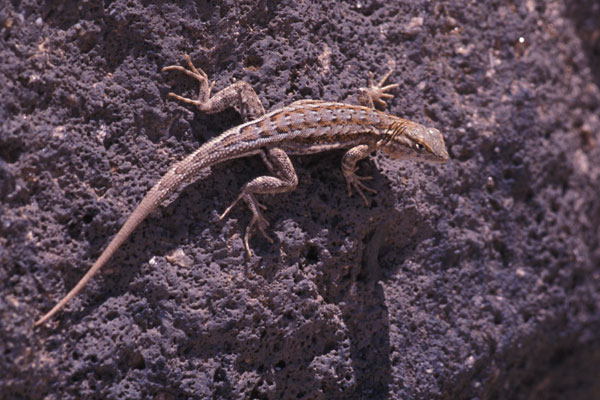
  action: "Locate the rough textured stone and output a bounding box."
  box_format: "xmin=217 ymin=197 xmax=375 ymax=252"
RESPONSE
xmin=1 ymin=0 xmax=599 ymax=399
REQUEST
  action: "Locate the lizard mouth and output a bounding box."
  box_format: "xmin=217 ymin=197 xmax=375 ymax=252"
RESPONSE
xmin=435 ymin=151 xmax=450 ymax=163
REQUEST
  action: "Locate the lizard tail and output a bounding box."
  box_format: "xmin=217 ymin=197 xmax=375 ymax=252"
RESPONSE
xmin=33 ymin=139 xmax=228 ymax=327
xmin=33 ymin=187 xmax=162 ymax=328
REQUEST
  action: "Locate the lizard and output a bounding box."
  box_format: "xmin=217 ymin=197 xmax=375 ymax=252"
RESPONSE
xmin=33 ymin=55 xmax=449 ymax=327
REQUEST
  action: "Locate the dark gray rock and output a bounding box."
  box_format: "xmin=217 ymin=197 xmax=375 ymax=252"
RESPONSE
xmin=1 ymin=0 xmax=599 ymax=399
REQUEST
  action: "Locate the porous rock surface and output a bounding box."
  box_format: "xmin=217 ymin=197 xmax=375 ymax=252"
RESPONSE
xmin=1 ymin=0 xmax=599 ymax=399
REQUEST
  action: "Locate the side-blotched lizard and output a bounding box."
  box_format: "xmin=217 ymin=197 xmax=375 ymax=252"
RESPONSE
xmin=34 ymin=55 xmax=449 ymax=327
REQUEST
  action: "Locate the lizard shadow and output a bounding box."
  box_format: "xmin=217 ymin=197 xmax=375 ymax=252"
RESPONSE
xmin=292 ymin=155 xmax=438 ymax=397
xmin=161 ymin=153 xmax=426 ymax=398
xmin=171 ymin=152 xmax=425 ymax=397
xmin=70 ymin=150 xmax=427 ymax=399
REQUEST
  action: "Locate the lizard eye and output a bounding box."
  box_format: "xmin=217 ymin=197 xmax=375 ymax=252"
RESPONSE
xmin=414 ymin=143 xmax=424 ymax=152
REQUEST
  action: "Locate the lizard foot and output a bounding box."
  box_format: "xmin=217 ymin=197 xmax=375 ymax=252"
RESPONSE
xmin=358 ymin=69 xmax=400 ymax=109
xmin=244 ymin=208 xmax=274 ymax=258
xmin=219 ymin=192 xmax=272 ymax=258
xmin=162 ymin=54 xmax=215 ymax=107
xmin=344 ymin=169 xmax=377 ymax=206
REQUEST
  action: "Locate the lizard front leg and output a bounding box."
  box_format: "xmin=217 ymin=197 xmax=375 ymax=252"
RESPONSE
xmin=342 ymin=70 xmax=399 ymax=203
xmin=219 ymin=148 xmax=298 ymax=258
xmin=342 ymin=144 xmax=377 ymax=206
xmin=162 ymin=54 xmax=265 ymax=120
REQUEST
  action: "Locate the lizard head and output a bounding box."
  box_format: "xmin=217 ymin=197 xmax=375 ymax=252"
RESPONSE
xmin=378 ymin=120 xmax=449 ymax=163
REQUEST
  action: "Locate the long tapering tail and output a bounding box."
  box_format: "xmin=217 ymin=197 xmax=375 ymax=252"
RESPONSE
xmin=33 ymin=131 xmax=240 ymax=327
xmin=33 ymin=190 xmax=159 ymax=327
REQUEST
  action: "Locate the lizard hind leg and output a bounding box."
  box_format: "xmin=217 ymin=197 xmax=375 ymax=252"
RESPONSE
xmin=220 ymin=148 xmax=299 ymax=258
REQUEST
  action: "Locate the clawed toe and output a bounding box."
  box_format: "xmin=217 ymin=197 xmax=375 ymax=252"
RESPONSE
xmin=183 ymin=54 xmax=205 ymax=77
xmin=166 ymin=92 xmax=202 ymax=107
xmin=243 ymin=211 xmax=273 ymax=258
xmin=219 ymin=194 xmax=243 ymax=221
xmin=376 ymin=69 xmax=393 ymax=87
xmin=345 ymin=174 xmax=377 ymax=206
